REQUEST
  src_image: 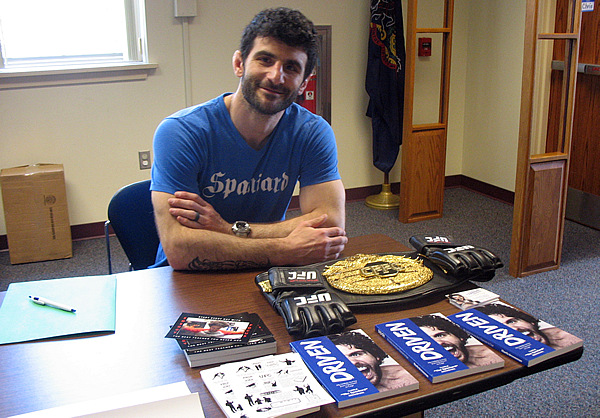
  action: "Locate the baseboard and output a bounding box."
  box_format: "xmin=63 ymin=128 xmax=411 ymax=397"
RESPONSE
xmin=0 ymin=175 xmax=513 ymax=250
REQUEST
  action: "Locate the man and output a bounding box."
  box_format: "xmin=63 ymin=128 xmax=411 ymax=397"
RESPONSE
xmin=329 ymin=331 xmax=415 ymax=391
xmin=151 ymin=8 xmax=347 ymax=271
xmin=198 ymin=320 xmax=229 ymax=337
xmin=477 ymin=303 xmax=581 ymax=349
xmin=412 ymin=314 xmax=501 ymax=368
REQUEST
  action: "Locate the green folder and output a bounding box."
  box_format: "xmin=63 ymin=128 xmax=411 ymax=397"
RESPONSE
xmin=0 ymin=275 xmax=117 ymax=345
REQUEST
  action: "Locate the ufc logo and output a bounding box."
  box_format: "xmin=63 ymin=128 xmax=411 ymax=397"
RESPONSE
xmin=360 ymin=261 xmax=399 ymax=278
xmin=445 ymin=245 xmax=474 ymax=253
xmin=288 ymin=271 xmax=317 ymax=281
xmin=425 ymin=235 xmax=451 ymax=244
xmin=294 ymin=293 xmax=332 ymax=306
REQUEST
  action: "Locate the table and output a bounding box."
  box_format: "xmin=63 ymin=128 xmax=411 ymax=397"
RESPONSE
xmin=0 ymin=234 xmax=582 ymax=417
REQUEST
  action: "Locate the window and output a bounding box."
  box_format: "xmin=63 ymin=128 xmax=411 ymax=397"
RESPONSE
xmin=0 ymin=0 xmax=156 ymax=89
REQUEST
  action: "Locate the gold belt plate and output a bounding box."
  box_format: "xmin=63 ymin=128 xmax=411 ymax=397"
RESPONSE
xmin=323 ymin=254 xmax=433 ymax=295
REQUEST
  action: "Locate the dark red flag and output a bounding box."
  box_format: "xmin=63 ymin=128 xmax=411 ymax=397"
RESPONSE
xmin=365 ymin=0 xmax=405 ymax=173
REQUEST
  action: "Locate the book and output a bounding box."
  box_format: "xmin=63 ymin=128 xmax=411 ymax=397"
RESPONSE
xmin=200 ymin=352 xmax=334 ymax=418
xmin=447 ymin=302 xmax=583 ymax=367
xmin=446 ymin=288 xmax=499 ymax=310
xmin=168 ymin=312 xmax=276 ymax=368
xmin=165 ymin=312 xmax=256 ymax=344
xmin=376 ymin=314 xmax=504 ymax=383
xmin=184 ymin=315 xmax=277 ymax=368
xmin=184 ymin=336 xmax=277 ymax=368
xmin=290 ymin=329 xmax=418 ymax=407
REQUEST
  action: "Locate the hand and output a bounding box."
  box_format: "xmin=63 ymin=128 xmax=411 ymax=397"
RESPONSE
xmin=280 ymin=214 xmax=348 ymax=265
xmin=168 ymin=191 xmax=230 ymax=233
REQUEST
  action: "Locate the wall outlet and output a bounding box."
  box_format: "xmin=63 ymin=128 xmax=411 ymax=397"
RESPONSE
xmin=138 ymin=150 xmax=151 ymax=170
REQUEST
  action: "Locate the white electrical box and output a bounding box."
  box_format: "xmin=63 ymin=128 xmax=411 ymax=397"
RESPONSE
xmin=174 ymin=0 xmax=197 ymax=18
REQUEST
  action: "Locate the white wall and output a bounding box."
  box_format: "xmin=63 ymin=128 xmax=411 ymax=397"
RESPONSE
xmin=461 ymin=1 xmax=526 ymax=191
xmin=0 ymin=0 xmax=525 ymax=235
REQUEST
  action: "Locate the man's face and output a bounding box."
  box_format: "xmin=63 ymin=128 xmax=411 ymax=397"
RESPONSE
xmin=337 ymin=344 xmax=382 ymax=386
xmin=488 ymin=314 xmax=549 ymax=345
xmin=240 ymin=36 xmax=309 ymax=115
xmin=421 ymin=326 xmax=468 ymax=363
xmin=208 ymin=325 xmax=222 ymax=332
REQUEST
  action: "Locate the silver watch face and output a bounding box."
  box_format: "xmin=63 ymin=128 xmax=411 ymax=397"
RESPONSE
xmin=233 ymin=221 xmax=251 ymax=236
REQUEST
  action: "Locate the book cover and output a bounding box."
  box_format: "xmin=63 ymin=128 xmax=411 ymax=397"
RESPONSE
xmin=177 ymin=312 xmax=270 ymax=351
xmin=165 ymin=312 xmax=255 ymax=344
xmin=200 ymin=352 xmax=333 ymax=418
xmin=290 ymin=329 xmax=418 ymax=407
xmin=376 ymin=314 xmax=504 ymax=383
xmin=446 ymin=288 xmax=499 ymax=310
xmin=448 ymin=302 xmax=583 ymax=367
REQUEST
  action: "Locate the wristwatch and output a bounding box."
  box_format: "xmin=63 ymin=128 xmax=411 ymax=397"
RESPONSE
xmin=232 ymin=221 xmax=251 ymax=237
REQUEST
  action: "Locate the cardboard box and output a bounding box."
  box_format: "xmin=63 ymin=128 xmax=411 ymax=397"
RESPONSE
xmin=1 ymin=164 xmax=72 ymax=264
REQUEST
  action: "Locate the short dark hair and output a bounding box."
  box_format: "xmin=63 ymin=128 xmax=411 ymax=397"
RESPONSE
xmin=329 ymin=331 xmax=388 ymax=363
xmin=412 ymin=314 xmax=470 ymax=343
xmin=477 ymin=303 xmax=539 ymax=326
xmin=239 ymin=7 xmax=318 ymax=80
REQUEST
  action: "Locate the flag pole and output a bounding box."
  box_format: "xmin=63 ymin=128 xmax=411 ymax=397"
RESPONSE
xmin=365 ymin=171 xmax=399 ymax=209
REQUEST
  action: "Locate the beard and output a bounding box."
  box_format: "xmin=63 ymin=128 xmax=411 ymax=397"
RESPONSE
xmin=241 ymin=72 xmax=299 ymax=115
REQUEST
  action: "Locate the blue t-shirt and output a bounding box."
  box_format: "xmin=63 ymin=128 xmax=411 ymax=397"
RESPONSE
xmin=150 ymin=93 xmax=341 ymax=267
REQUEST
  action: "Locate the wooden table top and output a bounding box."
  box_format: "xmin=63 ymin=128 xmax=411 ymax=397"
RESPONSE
xmin=0 ymin=233 xmax=582 ymax=417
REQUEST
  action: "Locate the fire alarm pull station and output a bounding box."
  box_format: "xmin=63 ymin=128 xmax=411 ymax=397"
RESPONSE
xmin=418 ymin=38 xmax=432 ymax=57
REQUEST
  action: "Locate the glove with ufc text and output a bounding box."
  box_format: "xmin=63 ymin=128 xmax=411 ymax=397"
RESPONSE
xmin=409 ymin=235 xmax=503 ymax=281
xmin=255 ymin=267 xmax=356 ymax=338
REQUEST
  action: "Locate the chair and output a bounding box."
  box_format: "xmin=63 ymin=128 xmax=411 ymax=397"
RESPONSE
xmin=105 ymin=180 xmax=160 ymax=274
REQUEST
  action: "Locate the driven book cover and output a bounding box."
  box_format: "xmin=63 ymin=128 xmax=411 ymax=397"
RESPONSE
xmin=448 ymin=302 xmax=583 ymax=367
xmin=290 ymin=329 xmax=418 ymax=407
xmin=376 ymin=314 xmax=504 ymax=383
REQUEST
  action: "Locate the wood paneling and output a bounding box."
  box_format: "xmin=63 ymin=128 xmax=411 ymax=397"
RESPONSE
xmin=399 ymin=129 xmax=447 ymax=222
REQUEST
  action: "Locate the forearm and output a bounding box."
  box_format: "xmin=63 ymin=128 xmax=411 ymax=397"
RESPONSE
xmin=164 ymin=227 xmax=285 ymax=270
xmin=154 ymin=186 xmax=347 ymax=270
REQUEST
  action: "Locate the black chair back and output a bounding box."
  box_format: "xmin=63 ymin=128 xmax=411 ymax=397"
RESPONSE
xmin=106 ymin=180 xmax=160 ymax=272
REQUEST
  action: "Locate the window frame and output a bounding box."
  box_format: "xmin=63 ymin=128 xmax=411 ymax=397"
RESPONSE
xmin=0 ymin=0 xmax=157 ymax=90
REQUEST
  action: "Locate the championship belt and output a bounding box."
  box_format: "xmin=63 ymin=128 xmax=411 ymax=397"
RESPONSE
xmin=257 ymin=250 xmax=500 ymax=311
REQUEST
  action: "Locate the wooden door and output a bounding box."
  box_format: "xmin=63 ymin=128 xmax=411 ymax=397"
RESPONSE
xmin=399 ymin=0 xmax=454 ymax=223
xmin=509 ymin=0 xmax=582 ymax=277
xmin=548 ymin=3 xmax=600 ymax=230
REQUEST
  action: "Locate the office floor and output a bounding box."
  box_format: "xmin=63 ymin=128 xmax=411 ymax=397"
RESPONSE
xmin=1 ymin=188 xmax=599 ymax=416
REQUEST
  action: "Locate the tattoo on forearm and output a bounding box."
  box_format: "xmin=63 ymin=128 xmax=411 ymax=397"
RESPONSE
xmin=188 ymin=258 xmax=270 ymax=271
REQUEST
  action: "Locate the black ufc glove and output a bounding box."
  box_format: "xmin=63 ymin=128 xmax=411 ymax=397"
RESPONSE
xmin=409 ymin=235 xmax=503 ymax=281
xmin=255 ymin=267 xmax=356 ymax=338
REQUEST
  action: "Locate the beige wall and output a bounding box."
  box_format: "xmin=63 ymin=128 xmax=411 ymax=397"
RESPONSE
xmin=0 ymin=0 xmax=525 ymax=235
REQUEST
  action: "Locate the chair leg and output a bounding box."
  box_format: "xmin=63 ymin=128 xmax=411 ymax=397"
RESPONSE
xmin=105 ymin=221 xmax=113 ymax=275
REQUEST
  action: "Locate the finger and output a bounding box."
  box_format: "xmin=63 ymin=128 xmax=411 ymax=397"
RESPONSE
xmin=176 ymin=216 xmax=203 ymax=229
xmin=168 ymin=197 xmax=198 ymax=211
xmin=302 ymin=214 xmax=328 ymax=228
xmin=169 ymin=207 xmax=200 ymax=220
xmin=173 ymin=191 xmax=208 ymax=206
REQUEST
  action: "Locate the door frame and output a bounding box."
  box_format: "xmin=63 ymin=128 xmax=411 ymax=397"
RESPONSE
xmin=509 ymin=0 xmax=582 ymax=277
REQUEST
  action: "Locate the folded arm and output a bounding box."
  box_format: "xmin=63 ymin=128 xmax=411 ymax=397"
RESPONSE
xmin=152 ymin=179 xmax=347 ymax=271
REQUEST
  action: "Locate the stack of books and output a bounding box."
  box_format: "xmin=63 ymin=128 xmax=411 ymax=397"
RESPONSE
xmin=165 ymin=312 xmax=276 ymax=368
